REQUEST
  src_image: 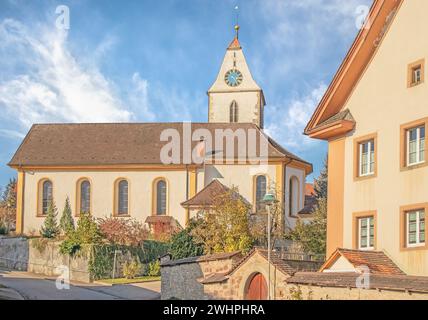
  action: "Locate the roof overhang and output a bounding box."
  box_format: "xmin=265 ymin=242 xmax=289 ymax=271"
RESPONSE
xmin=304 ymin=0 xmax=403 ymax=139
xmin=306 ymin=119 xmax=356 ymax=140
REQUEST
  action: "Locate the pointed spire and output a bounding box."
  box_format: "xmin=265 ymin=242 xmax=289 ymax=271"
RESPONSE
xmin=228 ymin=6 xmax=241 ymax=50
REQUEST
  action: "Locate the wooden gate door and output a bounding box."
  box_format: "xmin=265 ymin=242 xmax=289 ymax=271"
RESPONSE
xmin=245 ymin=273 xmax=268 ymax=300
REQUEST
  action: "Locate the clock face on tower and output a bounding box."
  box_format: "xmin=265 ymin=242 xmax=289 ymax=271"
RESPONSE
xmin=224 ymin=69 xmax=243 ymax=87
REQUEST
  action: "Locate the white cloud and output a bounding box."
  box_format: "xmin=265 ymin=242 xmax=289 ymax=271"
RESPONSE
xmin=129 ymin=72 xmax=156 ymax=121
xmin=0 ymin=17 xmax=204 ymax=136
xmin=0 ymin=18 xmax=132 ymax=131
xmin=265 ymin=83 xmax=327 ymax=150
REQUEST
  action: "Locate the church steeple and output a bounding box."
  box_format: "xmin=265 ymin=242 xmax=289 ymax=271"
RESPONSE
xmin=207 ymin=23 xmax=266 ymax=128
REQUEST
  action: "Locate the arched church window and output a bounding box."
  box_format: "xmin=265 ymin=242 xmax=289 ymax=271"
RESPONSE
xmin=230 ymin=101 xmax=239 ymax=123
xmin=77 ymin=179 xmax=91 ymax=215
xmin=115 ymin=179 xmax=129 ymax=216
xmin=289 ymin=177 xmax=300 ymax=217
xmin=255 ymin=175 xmax=267 ymax=212
xmin=155 ymin=179 xmax=167 ymax=215
xmin=38 ymin=179 xmax=53 ymax=216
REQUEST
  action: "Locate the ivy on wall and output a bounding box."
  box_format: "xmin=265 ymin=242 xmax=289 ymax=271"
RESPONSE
xmin=88 ymin=241 xmax=169 ymax=280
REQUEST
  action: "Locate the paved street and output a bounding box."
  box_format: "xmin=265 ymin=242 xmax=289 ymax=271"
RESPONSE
xmin=0 ymin=269 xmax=160 ymax=300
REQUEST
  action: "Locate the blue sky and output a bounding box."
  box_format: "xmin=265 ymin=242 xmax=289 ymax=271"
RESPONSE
xmin=0 ymin=0 xmax=372 ymax=186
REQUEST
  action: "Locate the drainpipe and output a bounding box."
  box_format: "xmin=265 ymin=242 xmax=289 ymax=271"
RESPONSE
xmin=185 ymin=165 xmax=190 ymax=226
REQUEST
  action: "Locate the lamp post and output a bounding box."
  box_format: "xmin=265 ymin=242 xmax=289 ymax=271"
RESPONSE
xmin=262 ymin=192 xmax=277 ymax=301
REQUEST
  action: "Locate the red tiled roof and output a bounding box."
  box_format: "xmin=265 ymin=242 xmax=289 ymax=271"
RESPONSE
xmin=181 ymin=180 xmax=230 ymax=208
xmin=9 ymin=123 xmax=310 ymax=168
xmin=228 ymin=248 xmax=322 ymax=277
xmin=305 ymin=183 xmax=315 ymax=196
xmin=321 ymin=249 xmax=405 ymax=276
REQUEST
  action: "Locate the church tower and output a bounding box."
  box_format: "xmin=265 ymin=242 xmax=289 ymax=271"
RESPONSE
xmin=208 ymin=25 xmax=266 ymax=128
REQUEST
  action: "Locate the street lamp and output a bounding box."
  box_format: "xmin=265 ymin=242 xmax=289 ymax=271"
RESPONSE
xmin=262 ymin=192 xmax=277 ymax=300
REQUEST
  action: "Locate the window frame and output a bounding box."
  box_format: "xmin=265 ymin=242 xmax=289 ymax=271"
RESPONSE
xmin=400 ymin=118 xmax=428 ymax=171
xmin=353 ymin=211 xmax=377 ymax=251
xmin=37 ymin=178 xmax=53 ymax=217
xmin=353 ymin=133 xmax=378 ymax=181
xmin=152 ymin=178 xmax=169 ymax=216
xmin=406 ymin=210 xmax=425 ymax=248
xmin=406 ymin=125 xmax=425 ymax=167
xmin=407 ymin=59 xmax=425 ymax=88
xmin=400 ymin=203 xmax=428 ymax=252
xmin=358 ymin=139 xmax=375 ymax=177
xmin=358 ymin=216 xmax=375 ymax=251
xmin=288 ymin=176 xmax=300 ymax=217
xmin=76 ymin=178 xmax=92 ymax=216
xmin=253 ymin=175 xmax=268 ymax=213
xmin=113 ymin=178 xmax=130 ymax=217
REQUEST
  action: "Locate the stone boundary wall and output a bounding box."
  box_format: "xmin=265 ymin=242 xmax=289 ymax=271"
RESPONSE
xmin=28 ymin=239 xmax=92 ymax=283
xmin=0 ymin=236 xmax=29 ymax=271
xmin=287 ymin=284 xmax=428 ymax=300
xmin=161 ymin=250 xmax=428 ymax=300
xmin=161 ymin=262 xmax=206 ymax=300
xmin=0 ymin=237 xmax=91 ymax=282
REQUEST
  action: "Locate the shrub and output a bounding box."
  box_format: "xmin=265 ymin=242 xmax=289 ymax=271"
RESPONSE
xmin=191 ymin=187 xmax=254 ymax=254
xmin=147 ymin=260 xmax=161 ymax=277
xmin=98 ymin=217 xmax=149 ymax=246
xmin=169 ymin=221 xmax=204 ymax=260
xmin=60 ymin=197 xmax=75 ymax=236
xmin=40 ymin=201 xmax=60 ymax=239
xmin=123 ymin=259 xmax=142 ymax=279
xmin=74 ymin=212 xmax=102 ymax=245
xmin=59 ymin=212 xmax=101 ymax=257
xmin=59 ymin=236 xmax=81 ymax=256
xmin=88 ymin=241 xmax=169 ymax=281
xmin=0 ymin=221 xmax=7 ymax=235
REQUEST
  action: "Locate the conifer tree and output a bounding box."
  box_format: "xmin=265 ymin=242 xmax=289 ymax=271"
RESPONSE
xmin=60 ymin=197 xmax=75 ymax=236
xmin=40 ymin=201 xmax=60 ymax=239
xmin=314 ymin=156 xmax=328 ymax=200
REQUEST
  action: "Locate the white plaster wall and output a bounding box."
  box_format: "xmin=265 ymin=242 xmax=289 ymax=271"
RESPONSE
xmin=21 ymin=164 xmax=307 ymax=235
xmin=204 ymin=164 xmax=277 ymax=204
xmin=22 ymin=170 xmax=188 ymax=234
xmin=341 ymin=0 xmax=428 ymax=275
xmin=323 ymin=256 xmax=356 ymax=273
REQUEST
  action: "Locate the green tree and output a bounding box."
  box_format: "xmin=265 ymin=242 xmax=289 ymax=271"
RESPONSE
xmin=40 ymin=201 xmax=60 ymax=239
xmin=0 ymin=178 xmax=17 ymax=232
xmin=169 ymin=220 xmax=204 ymax=260
xmin=60 ymin=212 xmax=102 ymax=256
xmin=60 ymin=197 xmax=75 ymax=236
xmin=314 ymin=156 xmax=328 ymax=200
xmin=74 ymin=212 xmax=102 ymax=244
xmin=191 ymin=187 xmax=254 ymax=254
xmin=289 ymin=198 xmax=327 ymax=255
xmin=1 ymin=178 xmax=17 ymax=208
xmin=250 ymin=186 xmax=286 ymax=250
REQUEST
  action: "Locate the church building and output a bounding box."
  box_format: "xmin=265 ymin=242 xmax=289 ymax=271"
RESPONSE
xmin=9 ymin=27 xmax=312 ymax=236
